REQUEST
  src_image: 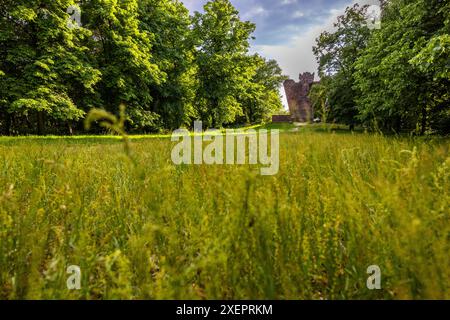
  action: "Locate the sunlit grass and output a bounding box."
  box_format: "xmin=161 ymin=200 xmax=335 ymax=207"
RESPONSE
xmin=0 ymin=129 xmax=448 ymax=299
xmin=0 ymin=123 xmax=271 ymax=139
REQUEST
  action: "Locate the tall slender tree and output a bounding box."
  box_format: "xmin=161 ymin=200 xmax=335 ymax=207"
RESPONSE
xmin=138 ymin=0 xmax=197 ymax=130
xmin=81 ymin=0 xmax=163 ymax=132
xmin=312 ymin=4 xmax=371 ymax=129
xmin=239 ymin=55 xmax=287 ymax=124
xmin=192 ymin=0 xmax=256 ymax=128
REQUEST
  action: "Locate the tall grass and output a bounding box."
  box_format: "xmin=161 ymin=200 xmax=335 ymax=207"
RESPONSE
xmin=0 ymin=130 xmax=448 ymax=299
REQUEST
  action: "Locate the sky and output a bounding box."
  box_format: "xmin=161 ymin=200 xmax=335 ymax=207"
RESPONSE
xmin=182 ymin=0 xmax=381 ymax=108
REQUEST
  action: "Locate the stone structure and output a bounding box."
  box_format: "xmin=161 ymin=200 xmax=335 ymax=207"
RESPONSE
xmin=272 ymin=115 xmax=292 ymax=123
xmin=272 ymin=72 xmax=318 ymax=123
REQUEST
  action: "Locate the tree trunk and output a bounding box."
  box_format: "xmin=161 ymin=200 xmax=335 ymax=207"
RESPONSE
xmin=4 ymin=113 xmax=11 ymax=136
xmin=68 ymin=122 xmax=74 ymax=136
xmin=37 ymin=111 xmax=45 ymax=135
xmin=420 ymin=105 xmax=427 ymax=136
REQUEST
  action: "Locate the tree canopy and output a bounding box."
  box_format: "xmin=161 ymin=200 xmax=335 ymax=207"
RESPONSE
xmin=311 ymin=0 xmax=450 ymax=135
xmin=0 ymin=0 xmax=286 ymax=135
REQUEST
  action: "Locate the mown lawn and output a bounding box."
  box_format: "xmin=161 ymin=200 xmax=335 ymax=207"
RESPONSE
xmin=0 ymin=128 xmax=448 ymax=299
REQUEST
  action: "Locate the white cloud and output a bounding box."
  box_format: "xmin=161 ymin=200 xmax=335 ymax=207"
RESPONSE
xmin=243 ymin=6 xmax=267 ymax=20
xmin=251 ymin=0 xmax=383 ymax=109
xmin=251 ymin=5 xmax=350 ymax=109
xmin=281 ymin=0 xmax=297 ymax=5
xmin=292 ymin=10 xmax=304 ymax=18
xmin=182 ymin=0 xmax=203 ymax=12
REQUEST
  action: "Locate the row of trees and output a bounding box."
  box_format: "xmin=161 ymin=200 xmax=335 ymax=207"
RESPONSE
xmin=310 ymin=0 xmax=450 ymax=134
xmin=0 ymin=0 xmax=286 ymax=135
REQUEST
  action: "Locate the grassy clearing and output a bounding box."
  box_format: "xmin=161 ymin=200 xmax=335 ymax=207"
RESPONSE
xmin=0 ymin=128 xmax=448 ymax=299
xmin=0 ymin=123 xmax=275 ymax=145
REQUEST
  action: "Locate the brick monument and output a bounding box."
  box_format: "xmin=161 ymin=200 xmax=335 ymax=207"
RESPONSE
xmin=272 ymin=72 xmax=318 ymax=123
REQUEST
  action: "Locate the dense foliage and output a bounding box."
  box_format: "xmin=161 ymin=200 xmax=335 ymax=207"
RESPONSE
xmin=311 ymin=0 xmax=450 ymax=135
xmin=0 ymin=0 xmax=286 ymax=135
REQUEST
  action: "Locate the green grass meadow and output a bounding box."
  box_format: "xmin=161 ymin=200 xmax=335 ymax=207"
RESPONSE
xmin=0 ymin=126 xmax=449 ymax=299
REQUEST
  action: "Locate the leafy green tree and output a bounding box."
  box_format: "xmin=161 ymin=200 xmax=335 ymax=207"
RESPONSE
xmin=0 ymin=0 xmax=287 ymax=134
xmin=192 ymin=0 xmax=256 ymax=128
xmin=354 ymin=0 xmax=450 ymax=134
xmin=0 ymin=0 xmax=100 ymax=135
xmin=138 ymin=0 xmax=197 ymax=130
xmin=239 ymin=55 xmax=287 ymax=124
xmin=309 ymin=79 xmax=329 ymax=124
xmin=81 ymin=0 xmax=164 ymax=132
xmin=312 ymin=4 xmax=371 ymax=128
xmin=409 ymin=1 xmax=450 ymax=134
